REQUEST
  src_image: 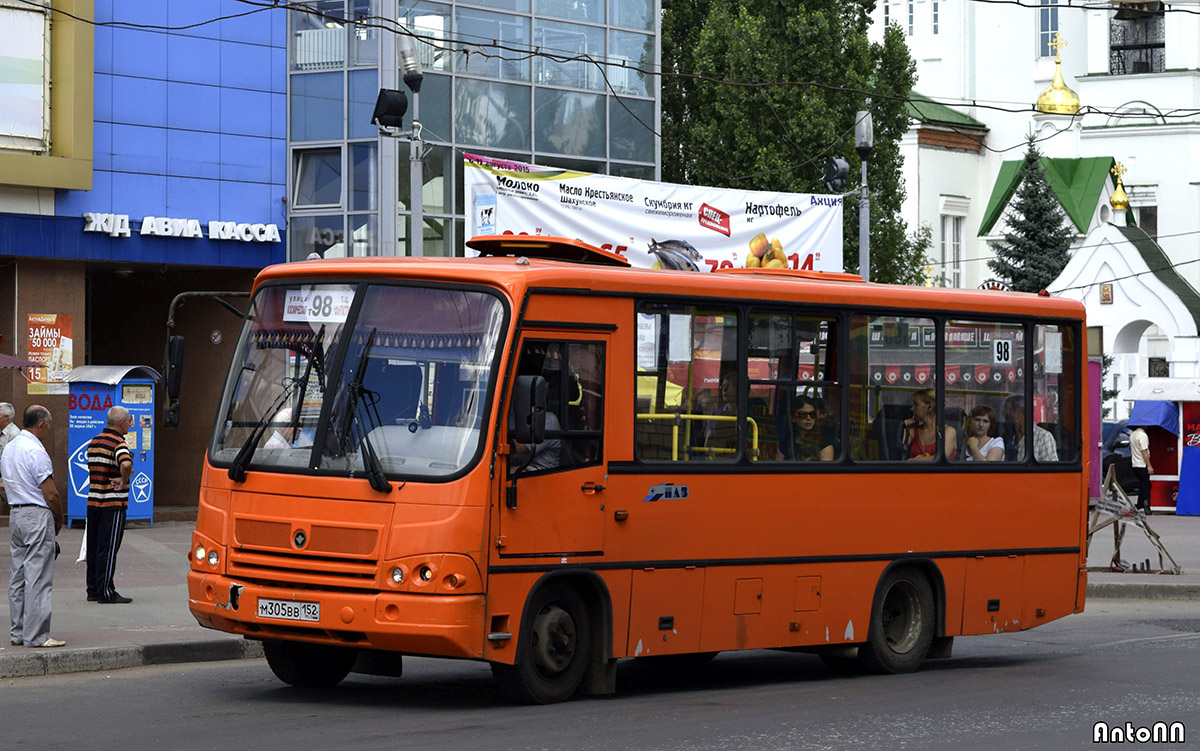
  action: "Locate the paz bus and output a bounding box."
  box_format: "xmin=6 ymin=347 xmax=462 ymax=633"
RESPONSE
xmin=185 ymin=235 xmax=1088 ymax=703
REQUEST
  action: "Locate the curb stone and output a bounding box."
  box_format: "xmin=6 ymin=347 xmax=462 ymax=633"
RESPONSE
xmin=1086 ymin=582 xmax=1200 ymax=601
xmin=0 ymin=639 xmax=263 ymax=679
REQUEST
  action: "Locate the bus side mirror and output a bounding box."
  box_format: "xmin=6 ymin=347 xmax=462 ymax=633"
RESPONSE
xmin=163 ymin=335 xmax=184 ymax=428
xmin=512 ymin=375 xmax=547 ymax=445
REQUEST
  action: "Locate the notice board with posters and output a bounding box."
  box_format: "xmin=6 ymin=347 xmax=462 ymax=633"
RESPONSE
xmin=26 ymin=313 xmax=72 ymax=395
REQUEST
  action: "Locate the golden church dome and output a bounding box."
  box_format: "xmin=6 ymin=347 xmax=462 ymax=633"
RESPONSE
xmin=1036 ymin=34 xmax=1080 ymax=115
xmin=1037 ymin=59 xmax=1081 ymax=115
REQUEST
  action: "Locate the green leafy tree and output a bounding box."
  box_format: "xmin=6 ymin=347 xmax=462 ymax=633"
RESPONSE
xmin=988 ymin=139 xmax=1075 ymax=293
xmin=660 ymin=1 xmax=926 ymax=284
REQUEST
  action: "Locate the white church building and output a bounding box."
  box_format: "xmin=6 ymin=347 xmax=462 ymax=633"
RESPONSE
xmin=870 ymin=1 xmax=1200 ymax=417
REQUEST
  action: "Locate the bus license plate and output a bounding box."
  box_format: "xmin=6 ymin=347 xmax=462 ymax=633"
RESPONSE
xmin=257 ymin=598 xmax=320 ymax=622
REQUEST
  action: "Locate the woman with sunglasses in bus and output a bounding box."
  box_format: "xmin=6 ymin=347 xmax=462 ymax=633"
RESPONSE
xmin=790 ymin=396 xmax=835 ymax=461
xmin=963 ymin=404 xmax=1005 ymax=462
xmin=902 ymin=388 xmax=958 ymax=461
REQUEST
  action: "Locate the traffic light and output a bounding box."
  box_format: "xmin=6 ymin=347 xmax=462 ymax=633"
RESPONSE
xmin=823 ymin=156 xmax=849 ymax=193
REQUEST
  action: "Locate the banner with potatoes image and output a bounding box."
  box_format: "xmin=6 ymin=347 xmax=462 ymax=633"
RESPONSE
xmin=464 ymin=153 xmax=843 ymax=274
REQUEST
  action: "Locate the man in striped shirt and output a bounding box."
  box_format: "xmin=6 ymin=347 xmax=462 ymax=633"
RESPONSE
xmin=86 ymin=407 xmax=134 ymax=604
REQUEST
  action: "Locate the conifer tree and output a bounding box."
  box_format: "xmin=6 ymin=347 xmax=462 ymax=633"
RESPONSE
xmin=988 ymin=139 xmax=1076 ymax=293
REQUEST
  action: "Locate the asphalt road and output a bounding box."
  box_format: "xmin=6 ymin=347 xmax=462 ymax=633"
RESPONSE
xmin=5 ymin=599 xmax=1198 ymax=751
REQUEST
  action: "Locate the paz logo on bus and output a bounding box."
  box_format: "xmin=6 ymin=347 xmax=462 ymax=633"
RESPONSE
xmin=643 ymin=483 xmax=689 ymax=503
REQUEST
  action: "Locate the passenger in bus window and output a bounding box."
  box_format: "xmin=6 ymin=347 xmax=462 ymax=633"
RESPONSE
xmin=1003 ymin=395 xmax=1057 ymax=463
xmin=705 ymin=372 xmax=739 ymax=451
xmin=902 ymin=388 xmax=958 ymax=461
xmin=963 ymin=405 xmax=1004 ymax=461
xmin=790 ymin=397 xmax=835 ymax=461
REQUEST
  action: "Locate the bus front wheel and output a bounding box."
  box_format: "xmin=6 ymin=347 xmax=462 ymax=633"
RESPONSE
xmin=493 ymin=582 xmax=591 ymax=704
xmin=857 ymin=568 xmax=935 ymax=674
xmin=263 ymin=640 xmax=357 ymax=688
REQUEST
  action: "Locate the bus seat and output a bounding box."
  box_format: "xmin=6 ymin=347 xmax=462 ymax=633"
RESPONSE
xmin=869 ymin=403 xmax=911 ymax=461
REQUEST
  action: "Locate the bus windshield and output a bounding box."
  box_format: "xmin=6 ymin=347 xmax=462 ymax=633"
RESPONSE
xmin=211 ymin=282 xmax=507 ymax=480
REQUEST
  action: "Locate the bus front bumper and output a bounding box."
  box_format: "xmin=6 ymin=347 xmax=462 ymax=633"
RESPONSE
xmin=187 ymin=571 xmax=487 ymax=659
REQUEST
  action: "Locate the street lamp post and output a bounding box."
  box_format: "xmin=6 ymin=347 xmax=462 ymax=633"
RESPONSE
xmin=398 ymin=34 xmax=424 ymax=257
xmin=855 ymin=108 xmax=874 ymax=282
xmin=373 ymin=33 xmax=425 ymax=258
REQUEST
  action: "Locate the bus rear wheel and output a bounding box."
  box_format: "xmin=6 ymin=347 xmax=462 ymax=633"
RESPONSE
xmin=857 ymin=568 xmax=935 ymax=675
xmin=263 ymin=640 xmax=357 ymax=688
xmin=493 ymin=582 xmax=591 ymax=704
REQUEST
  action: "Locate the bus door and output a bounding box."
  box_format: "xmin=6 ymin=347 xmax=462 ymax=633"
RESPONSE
xmin=500 ymin=336 xmax=608 ymax=557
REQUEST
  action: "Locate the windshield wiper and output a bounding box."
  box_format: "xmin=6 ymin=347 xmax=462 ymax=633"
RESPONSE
xmin=338 ymin=328 xmax=391 ymax=493
xmin=228 ymin=376 xmax=307 ymax=482
xmin=286 ymin=325 xmax=326 ymax=442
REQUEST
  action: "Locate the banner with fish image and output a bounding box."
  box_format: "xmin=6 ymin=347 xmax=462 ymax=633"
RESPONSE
xmin=464 ymin=153 xmax=844 ymax=273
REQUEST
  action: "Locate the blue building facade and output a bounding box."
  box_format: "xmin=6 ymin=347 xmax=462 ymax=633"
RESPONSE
xmin=0 ymin=0 xmax=290 ymax=511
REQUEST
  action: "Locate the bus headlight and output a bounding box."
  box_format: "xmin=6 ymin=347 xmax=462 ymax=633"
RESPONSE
xmin=419 ymin=565 xmax=433 ymax=582
xmin=194 ymin=545 xmax=206 ymax=562
xmin=207 ymin=550 xmax=220 ymax=566
xmin=391 ymin=567 xmax=405 ymax=584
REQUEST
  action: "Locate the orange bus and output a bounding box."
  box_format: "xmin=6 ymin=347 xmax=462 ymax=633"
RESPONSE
xmin=186 ymin=235 xmax=1088 ymax=703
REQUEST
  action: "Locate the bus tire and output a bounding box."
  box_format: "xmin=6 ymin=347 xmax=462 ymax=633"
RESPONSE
xmin=263 ymin=640 xmax=357 ymax=688
xmin=857 ymin=567 xmax=935 ymax=675
xmin=492 ymin=581 xmax=591 ymax=704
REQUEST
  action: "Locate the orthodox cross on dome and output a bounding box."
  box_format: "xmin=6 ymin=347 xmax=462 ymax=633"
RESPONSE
xmin=1111 ymin=161 xmax=1128 ymax=184
xmin=1049 ymin=33 xmax=1068 ymax=61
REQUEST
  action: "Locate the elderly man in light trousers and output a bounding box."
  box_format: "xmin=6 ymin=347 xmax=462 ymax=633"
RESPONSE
xmin=2 ymin=405 xmax=65 ymax=648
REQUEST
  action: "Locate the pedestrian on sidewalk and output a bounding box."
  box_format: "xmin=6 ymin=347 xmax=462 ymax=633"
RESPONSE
xmin=0 ymin=402 xmax=20 ymax=513
xmin=2 ymin=405 xmax=65 ymax=648
xmin=86 ymin=406 xmax=134 ymax=604
xmin=1130 ymin=425 xmax=1153 ymax=513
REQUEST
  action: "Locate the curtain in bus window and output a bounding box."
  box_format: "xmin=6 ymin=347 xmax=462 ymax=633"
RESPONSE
xmin=320 ymin=285 xmax=506 ymax=478
xmin=634 ymin=302 xmax=738 ymax=462
xmin=946 ymin=320 xmax=1026 ymax=463
xmin=212 ymin=283 xmax=355 ymax=469
xmin=848 ymin=314 xmax=937 ymax=461
xmin=748 ymin=311 xmax=840 ymax=462
xmin=1030 ymin=323 xmax=1077 ymax=462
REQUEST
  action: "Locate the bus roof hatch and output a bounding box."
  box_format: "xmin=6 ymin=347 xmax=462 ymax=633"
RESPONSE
xmin=466 ymin=235 xmax=631 ymax=267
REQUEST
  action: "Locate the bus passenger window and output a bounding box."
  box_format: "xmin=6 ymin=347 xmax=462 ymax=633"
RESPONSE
xmin=634 ymin=303 xmax=738 ymax=462
xmin=848 ymin=314 xmax=935 ymax=461
xmin=748 ymin=311 xmax=839 ymax=462
xmin=1031 ymin=323 xmax=1077 ymax=462
xmin=946 ymin=320 xmax=1026 ymax=462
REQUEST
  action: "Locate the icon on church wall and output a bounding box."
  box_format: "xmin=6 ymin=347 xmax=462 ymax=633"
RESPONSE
xmin=1100 ymin=283 xmax=1114 ymax=305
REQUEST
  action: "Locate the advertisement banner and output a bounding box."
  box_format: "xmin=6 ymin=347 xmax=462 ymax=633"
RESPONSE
xmin=463 ymin=153 xmax=844 ymax=273
xmin=1177 ymin=401 xmax=1200 ymax=515
xmin=27 ymin=313 xmax=73 ymax=395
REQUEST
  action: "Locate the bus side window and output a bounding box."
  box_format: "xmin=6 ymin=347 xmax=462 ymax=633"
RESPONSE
xmin=947 ymin=320 xmax=1026 ymax=463
xmin=748 ymin=312 xmax=839 ymax=462
xmin=1033 ymin=323 xmax=1077 ymax=462
xmin=512 ymin=339 xmax=605 ymax=473
xmin=634 ymin=303 xmax=738 ymax=463
xmin=848 ymin=314 xmax=936 ymax=461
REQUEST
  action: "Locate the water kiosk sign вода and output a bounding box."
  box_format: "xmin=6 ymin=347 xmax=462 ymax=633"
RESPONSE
xmin=65 ymin=367 xmax=159 ymax=527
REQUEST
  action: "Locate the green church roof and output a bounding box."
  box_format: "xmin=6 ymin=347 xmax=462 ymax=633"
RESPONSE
xmin=979 ymin=156 xmax=1115 ymax=236
xmin=905 ymin=91 xmax=989 ymax=130
xmin=1116 ymin=225 xmax=1200 ymax=332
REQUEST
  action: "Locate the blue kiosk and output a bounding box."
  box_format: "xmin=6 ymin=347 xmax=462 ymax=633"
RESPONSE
xmin=63 ymin=366 xmax=160 ymax=527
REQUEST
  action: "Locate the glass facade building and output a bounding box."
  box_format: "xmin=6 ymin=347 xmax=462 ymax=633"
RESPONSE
xmin=287 ymin=0 xmax=660 ymax=260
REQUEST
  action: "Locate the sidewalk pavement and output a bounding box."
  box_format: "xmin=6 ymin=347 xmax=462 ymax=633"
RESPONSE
xmin=0 ymin=508 xmax=1197 ymax=680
